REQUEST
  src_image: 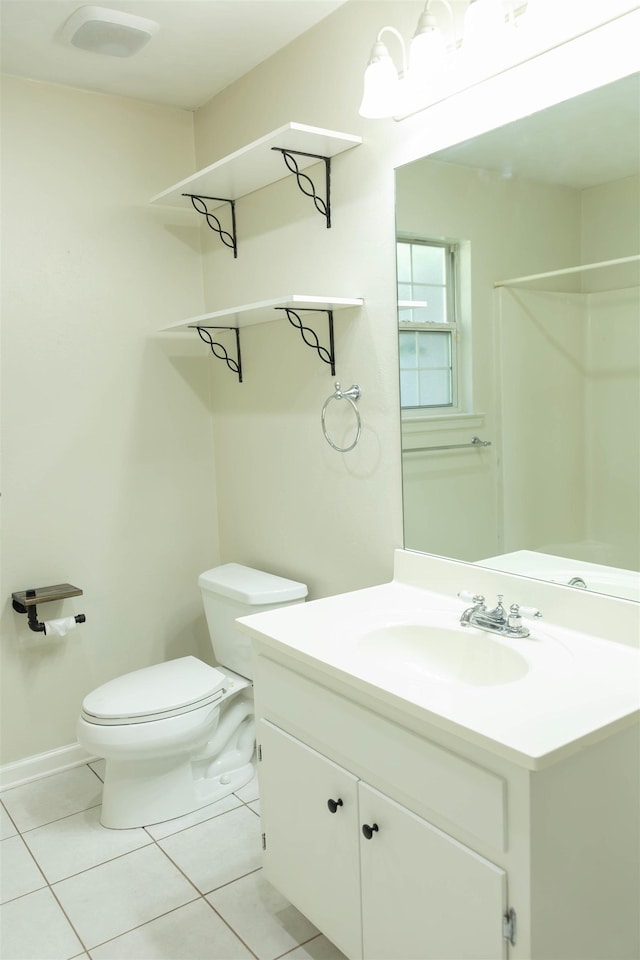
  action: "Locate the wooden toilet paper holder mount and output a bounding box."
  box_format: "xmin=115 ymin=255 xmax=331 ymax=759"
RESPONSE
xmin=12 ymin=583 xmax=86 ymax=633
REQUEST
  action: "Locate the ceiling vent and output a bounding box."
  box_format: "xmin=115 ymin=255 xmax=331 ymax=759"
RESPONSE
xmin=61 ymin=5 xmax=159 ymax=58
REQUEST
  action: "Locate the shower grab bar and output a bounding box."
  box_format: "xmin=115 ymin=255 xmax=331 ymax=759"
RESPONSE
xmin=403 ymin=436 xmax=491 ymax=453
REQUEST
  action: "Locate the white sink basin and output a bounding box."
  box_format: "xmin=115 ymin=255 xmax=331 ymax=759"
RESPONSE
xmin=357 ymin=624 xmax=529 ymax=687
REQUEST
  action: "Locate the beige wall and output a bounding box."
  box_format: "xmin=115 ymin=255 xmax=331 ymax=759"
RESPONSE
xmin=581 ymin=174 xmax=640 ymax=270
xmin=497 ymin=175 xmax=639 ymax=568
xmin=583 ymin=176 xmax=640 ymax=569
xmin=189 ymin=2 xmax=425 ymax=598
xmin=0 ymin=78 xmax=220 ymax=764
xmin=499 ymin=288 xmax=587 ymax=556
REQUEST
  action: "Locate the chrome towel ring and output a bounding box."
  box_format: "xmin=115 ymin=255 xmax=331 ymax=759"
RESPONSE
xmin=321 ymin=381 xmax=361 ymax=452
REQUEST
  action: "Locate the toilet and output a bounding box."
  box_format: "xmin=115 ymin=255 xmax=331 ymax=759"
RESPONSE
xmin=77 ymin=564 xmax=307 ymax=829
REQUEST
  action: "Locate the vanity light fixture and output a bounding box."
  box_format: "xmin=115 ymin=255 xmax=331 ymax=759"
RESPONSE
xmin=358 ymin=26 xmax=408 ymax=120
xmin=409 ymin=0 xmax=455 ymax=88
xmin=460 ymin=0 xmax=515 ymax=74
xmin=462 ymin=0 xmax=510 ymax=52
xmin=359 ymin=0 xmax=521 ymax=120
xmin=359 ymin=1 xmax=456 ymax=119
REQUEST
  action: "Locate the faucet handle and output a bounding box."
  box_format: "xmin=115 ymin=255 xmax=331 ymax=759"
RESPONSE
xmin=458 ymin=591 xmax=485 ymax=605
xmin=508 ymin=603 xmax=523 ymax=628
xmin=518 ymin=605 xmax=543 ymax=620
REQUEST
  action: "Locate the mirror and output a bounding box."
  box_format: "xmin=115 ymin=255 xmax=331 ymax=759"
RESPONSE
xmin=395 ymin=72 xmax=640 ymax=602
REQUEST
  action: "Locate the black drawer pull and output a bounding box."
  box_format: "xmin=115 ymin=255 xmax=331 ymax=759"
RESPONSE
xmin=327 ymin=798 xmax=343 ymax=814
xmin=362 ymin=822 xmax=379 ymax=839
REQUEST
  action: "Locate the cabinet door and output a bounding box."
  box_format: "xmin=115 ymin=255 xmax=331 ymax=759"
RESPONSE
xmin=359 ymin=782 xmax=507 ymax=960
xmin=257 ymin=720 xmax=362 ymax=960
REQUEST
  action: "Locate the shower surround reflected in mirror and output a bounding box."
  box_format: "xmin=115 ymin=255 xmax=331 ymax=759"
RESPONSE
xmin=395 ymin=73 xmax=640 ymax=602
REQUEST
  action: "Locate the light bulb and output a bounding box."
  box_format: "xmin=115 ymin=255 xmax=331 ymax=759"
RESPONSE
xmin=462 ymin=0 xmax=508 ymax=52
xmin=359 ymin=33 xmax=404 ymax=119
xmin=409 ymin=13 xmax=448 ymax=85
xmin=459 ymin=0 xmax=513 ymax=77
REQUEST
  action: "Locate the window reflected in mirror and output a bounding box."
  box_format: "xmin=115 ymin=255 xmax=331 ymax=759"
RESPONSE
xmin=396 ymin=238 xmax=460 ymax=410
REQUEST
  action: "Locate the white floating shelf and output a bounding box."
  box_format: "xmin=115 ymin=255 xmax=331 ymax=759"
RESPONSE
xmin=159 ymin=296 xmax=364 ymax=332
xmin=150 ymin=123 xmax=362 ymax=210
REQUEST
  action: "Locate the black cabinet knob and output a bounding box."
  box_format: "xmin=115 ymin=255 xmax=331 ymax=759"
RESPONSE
xmin=327 ymin=798 xmax=343 ymax=814
xmin=362 ymin=822 xmax=379 ymax=839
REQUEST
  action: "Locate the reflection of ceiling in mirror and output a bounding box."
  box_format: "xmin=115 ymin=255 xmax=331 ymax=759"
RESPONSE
xmin=427 ymin=73 xmax=640 ymax=189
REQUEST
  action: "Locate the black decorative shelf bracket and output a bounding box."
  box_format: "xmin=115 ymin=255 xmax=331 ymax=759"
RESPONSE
xmin=276 ymin=308 xmax=336 ymax=376
xmin=271 ymin=148 xmax=331 ymax=228
xmin=191 ymin=326 xmax=243 ymax=382
xmin=183 ymin=194 xmax=237 ymax=257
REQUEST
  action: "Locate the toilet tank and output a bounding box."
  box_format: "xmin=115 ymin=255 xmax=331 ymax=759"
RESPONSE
xmin=198 ymin=563 xmax=307 ymax=679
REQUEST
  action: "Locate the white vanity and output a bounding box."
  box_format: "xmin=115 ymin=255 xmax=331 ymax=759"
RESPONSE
xmin=237 ymin=550 xmax=640 ymax=960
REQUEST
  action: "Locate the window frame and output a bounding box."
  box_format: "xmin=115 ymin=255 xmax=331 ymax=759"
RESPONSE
xmin=396 ymin=237 xmax=461 ymax=414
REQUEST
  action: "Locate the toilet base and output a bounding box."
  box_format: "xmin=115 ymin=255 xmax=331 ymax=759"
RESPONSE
xmin=194 ymin=760 xmax=255 ymax=805
xmin=100 ymin=754 xmax=255 ymax=829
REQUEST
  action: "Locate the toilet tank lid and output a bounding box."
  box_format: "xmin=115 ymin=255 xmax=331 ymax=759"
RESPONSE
xmin=198 ymin=563 xmax=308 ymax=604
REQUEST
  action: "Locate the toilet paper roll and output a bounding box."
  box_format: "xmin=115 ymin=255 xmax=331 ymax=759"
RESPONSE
xmin=43 ymin=617 xmax=78 ymax=638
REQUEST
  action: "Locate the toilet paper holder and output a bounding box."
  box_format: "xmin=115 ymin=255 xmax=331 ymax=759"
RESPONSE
xmin=12 ymin=583 xmax=86 ymax=633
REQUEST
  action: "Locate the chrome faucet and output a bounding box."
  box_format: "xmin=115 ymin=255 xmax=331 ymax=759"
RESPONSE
xmin=458 ymin=592 xmax=542 ymax=639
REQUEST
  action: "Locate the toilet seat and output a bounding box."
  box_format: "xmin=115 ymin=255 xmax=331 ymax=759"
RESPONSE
xmin=81 ymin=656 xmax=225 ymax=726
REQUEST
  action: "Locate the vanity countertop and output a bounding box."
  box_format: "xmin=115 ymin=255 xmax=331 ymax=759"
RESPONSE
xmin=237 ymin=577 xmax=640 ymax=770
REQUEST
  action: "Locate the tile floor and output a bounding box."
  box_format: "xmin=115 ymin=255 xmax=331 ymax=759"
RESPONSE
xmin=0 ymin=762 xmax=347 ymax=960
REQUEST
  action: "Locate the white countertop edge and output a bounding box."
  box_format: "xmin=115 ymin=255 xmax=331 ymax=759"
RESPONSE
xmin=242 ymin=625 xmax=638 ymax=772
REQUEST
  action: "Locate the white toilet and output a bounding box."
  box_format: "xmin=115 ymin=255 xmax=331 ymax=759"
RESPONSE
xmin=77 ymin=564 xmax=307 ymax=829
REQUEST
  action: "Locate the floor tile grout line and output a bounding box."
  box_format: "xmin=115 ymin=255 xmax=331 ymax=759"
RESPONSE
xmin=146 ymin=832 xmax=268 ymax=958
xmin=87 ymin=763 xmax=105 ymax=784
xmin=3 ymin=831 xmax=230 ymax=960
xmin=1 ymin=800 xmax=103 ymax=836
xmin=275 ymin=932 xmax=325 ymax=959
xmin=146 ymin=831 xmax=211 ymax=898
xmin=0 ymin=797 xmax=21 ymax=838
xmin=202 ymin=865 xmax=262 ymax=898
xmin=1 ymin=762 xmax=258 ymax=835
xmin=149 ymin=826 xmax=263 ymax=901
xmin=80 ymin=893 xmax=263 ymax=960
xmin=0 ymin=825 xmax=93 ymax=957
xmin=73 ymin=852 xmax=265 ymax=958
xmin=47 ymin=879 xmax=93 ymax=957
xmin=2 ymin=764 xmax=273 ymax=960
xmin=81 ymin=894 xmax=202 ymax=957
xmin=0 ymin=761 xmax=104 ymax=799
xmin=21 ymin=828 xmax=155 ymax=886
xmin=141 ymin=796 xmax=250 ymax=842
xmin=2 ymin=783 xmax=259 ymax=894
xmin=0 ymin=831 xmax=49 ymax=907
xmin=34 ymin=835 xmax=207 ymax=950
xmin=0 ymin=760 xmax=104 ymax=834
xmin=203 ymin=897 xmax=262 ymax=960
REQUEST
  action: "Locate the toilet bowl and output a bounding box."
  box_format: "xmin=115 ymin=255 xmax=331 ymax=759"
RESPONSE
xmin=77 ymin=564 xmax=307 ymax=829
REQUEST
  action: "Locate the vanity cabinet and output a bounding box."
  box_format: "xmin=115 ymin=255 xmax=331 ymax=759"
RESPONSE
xmin=257 ymin=719 xmax=361 ymax=957
xmin=258 ymin=718 xmax=507 ymax=960
xmin=250 ymin=646 xmax=639 ymax=960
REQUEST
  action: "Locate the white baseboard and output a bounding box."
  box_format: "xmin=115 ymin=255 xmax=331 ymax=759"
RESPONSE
xmin=0 ymin=742 xmax=99 ymax=791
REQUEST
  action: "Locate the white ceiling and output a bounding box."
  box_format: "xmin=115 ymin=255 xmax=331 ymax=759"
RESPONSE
xmin=429 ymin=72 xmax=640 ymax=190
xmin=0 ymin=0 xmax=347 ymax=110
